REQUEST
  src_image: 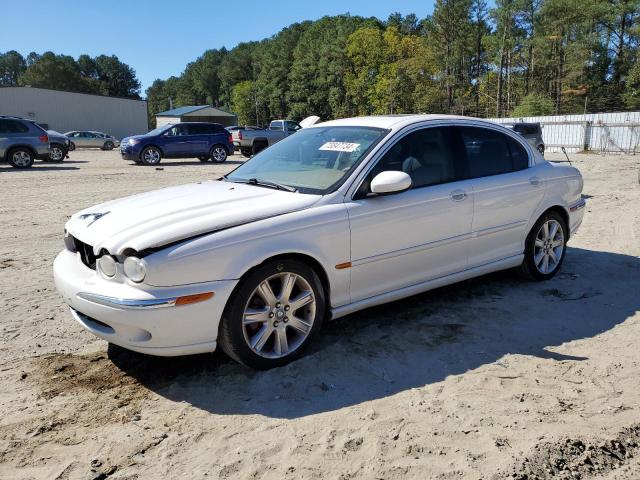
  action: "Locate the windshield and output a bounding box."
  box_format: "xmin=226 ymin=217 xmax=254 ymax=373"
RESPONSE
xmin=147 ymin=125 xmax=170 ymax=136
xmin=227 ymin=126 xmax=387 ymax=194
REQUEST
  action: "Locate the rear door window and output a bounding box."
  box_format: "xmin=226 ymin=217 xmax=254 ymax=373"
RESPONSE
xmin=0 ymin=120 xmax=29 ymax=133
xmin=458 ymin=127 xmax=529 ymax=178
xmin=189 ymin=124 xmax=218 ymax=135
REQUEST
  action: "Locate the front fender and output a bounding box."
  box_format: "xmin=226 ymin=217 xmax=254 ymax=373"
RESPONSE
xmin=143 ymin=204 xmax=352 ymax=307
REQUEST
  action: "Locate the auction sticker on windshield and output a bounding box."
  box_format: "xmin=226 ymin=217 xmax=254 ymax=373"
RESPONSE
xmin=319 ymin=142 xmax=360 ymax=152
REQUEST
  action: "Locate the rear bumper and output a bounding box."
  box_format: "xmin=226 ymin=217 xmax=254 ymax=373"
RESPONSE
xmin=53 ymin=249 xmax=238 ymax=356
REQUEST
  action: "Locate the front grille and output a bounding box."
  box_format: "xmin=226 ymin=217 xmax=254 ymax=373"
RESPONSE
xmin=73 ymin=237 xmax=97 ymax=270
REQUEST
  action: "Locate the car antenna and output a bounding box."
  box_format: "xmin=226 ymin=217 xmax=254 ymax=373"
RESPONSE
xmin=561 ymin=146 xmax=573 ymax=166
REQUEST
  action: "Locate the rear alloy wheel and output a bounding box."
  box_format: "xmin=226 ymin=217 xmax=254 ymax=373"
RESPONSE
xmin=8 ymin=148 xmax=34 ymax=168
xmin=68 ymin=142 xmax=76 ymax=151
xmin=48 ymin=144 xmax=66 ymax=162
xmin=521 ymin=211 xmax=567 ymax=280
xmin=252 ymin=142 xmax=267 ymax=156
xmin=218 ymin=259 xmax=325 ymax=369
xmin=210 ymin=145 xmax=228 ymax=163
xmin=103 ymin=141 xmax=115 ymax=150
xmin=240 ymin=147 xmax=252 ymax=158
xmin=140 ymin=146 xmax=162 ymax=166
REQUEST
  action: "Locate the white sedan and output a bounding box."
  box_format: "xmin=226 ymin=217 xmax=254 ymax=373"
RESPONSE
xmin=54 ymin=115 xmax=585 ymax=368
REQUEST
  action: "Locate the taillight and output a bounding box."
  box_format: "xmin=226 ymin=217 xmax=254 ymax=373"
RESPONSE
xmin=238 ymin=131 xmax=242 ymax=140
xmin=228 ymin=134 xmax=233 ymax=144
xmin=39 ymin=134 xmax=49 ymax=143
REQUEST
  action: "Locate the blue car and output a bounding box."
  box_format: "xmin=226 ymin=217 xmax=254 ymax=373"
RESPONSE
xmin=120 ymin=122 xmax=234 ymax=166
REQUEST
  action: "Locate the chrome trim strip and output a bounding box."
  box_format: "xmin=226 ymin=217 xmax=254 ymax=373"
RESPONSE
xmin=352 ymin=232 xmax=471 ymax=266
xmin=472 ymin=220 xmax=527 ymax=239
xmin=77 ymin=292 xmax=177 ymax=309
xmin=570 ymin=199 xmax=586 ymax=212
xmin=331 ymin=254 xmax=524 ymax=320
xmin=352 ymin=220 xmax=526 ymax=267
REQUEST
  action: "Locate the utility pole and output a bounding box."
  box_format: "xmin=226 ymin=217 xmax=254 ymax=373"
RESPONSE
xmin=255 ymin=92 xmax=259 ymax=127
xmin=583 ymin=96 xmax=588 ymax=115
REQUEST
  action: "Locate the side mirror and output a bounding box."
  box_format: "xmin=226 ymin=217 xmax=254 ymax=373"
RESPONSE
xmin=370 ymin=171 xmax=412 ymax=195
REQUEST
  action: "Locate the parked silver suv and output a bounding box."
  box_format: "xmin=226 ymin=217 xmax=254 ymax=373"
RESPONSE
xmin=510 ymin=123 xmax=545 ymax=155
xmin=0 ymin=116 xmax=50 ymax=168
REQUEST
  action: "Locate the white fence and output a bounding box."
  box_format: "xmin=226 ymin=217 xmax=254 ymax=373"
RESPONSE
xmin=489 ymin=111 xmax=640 ymax=154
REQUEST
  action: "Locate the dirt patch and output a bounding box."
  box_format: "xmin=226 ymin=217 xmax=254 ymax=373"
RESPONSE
xmin=30 ymin=352 xmax=147 ymax=409
xmin=501 ymin=425 xmax=640 ymax=479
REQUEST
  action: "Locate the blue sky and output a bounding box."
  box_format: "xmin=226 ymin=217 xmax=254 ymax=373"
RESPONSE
xmin=0 ymin=0 xmax=441 ymax=96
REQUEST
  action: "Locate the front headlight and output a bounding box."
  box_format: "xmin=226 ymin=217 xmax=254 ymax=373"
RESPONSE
xmin=128 ymin=138 xmax=139 ymax=145
xmin=123 ymin=256 xmax=146 ymax=283
xmin=97 ymin=255 xmax=117 ymax=278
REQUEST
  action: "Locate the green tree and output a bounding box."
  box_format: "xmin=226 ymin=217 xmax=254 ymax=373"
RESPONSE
xmin=231 ymin=80 xmax=259 ymax=125
xmin=511 ymin=92 xmax=555 ymax=116
xmin=93 ymin=55 xmax=141 ymax=98
xmin=0 ymin=50 xmax=26 ymax=86
xmin=19 ymin=52 xmax=94 ymax=93
xmin=287 ymin=15 xmax=379 ymax=120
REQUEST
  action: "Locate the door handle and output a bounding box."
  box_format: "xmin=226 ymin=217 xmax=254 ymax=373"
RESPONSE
xmin=450 ymin=190 xmax=467 ymax=201
xmin=529 ymin=176 xmax=542 ymax=186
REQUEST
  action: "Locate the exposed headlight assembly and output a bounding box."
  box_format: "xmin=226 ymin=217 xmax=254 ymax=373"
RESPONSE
xmin=97 ymin=255 xmax=117 ymax=278
xmin=123 ymin=256 xmax=146 ymax=283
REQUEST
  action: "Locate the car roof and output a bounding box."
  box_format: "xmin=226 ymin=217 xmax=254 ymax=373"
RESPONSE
xmin=313 ymin=114 xmax=504 ymax=131
xmin=0 ymin=115 xmax=32 ymax=122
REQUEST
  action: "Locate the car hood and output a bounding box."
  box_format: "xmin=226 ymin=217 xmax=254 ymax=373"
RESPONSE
xmin=121 ymin=134 xmax=147 ymax=144
xmin=65 ymin=180 xmax=320 ymax=255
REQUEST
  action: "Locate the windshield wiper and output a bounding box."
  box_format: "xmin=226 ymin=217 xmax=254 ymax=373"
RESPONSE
xmin=230 ymin=177 xmax=297 ymax=192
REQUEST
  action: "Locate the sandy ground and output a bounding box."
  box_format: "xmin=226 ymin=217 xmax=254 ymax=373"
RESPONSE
xmin=0 ymin=149 xmax=638 ymax=480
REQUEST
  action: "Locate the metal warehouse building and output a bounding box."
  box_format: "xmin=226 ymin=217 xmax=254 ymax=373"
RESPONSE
xmin=156 ymin=105 xmax=238 ymax=127
xmin=0 ymin=86 xmax=148 ymax=139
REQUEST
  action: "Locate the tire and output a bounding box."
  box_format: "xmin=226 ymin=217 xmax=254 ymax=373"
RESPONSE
xmin=218 ymin=259 xmax=326 ymax=369
xmin=140 ymin=146 xmax=162 ymax=166
xmin=103 ymin=141 xmax=115 ymax=151
xmin=48 ymin=144 xmax=66 ymax=162
xmin=252 ymin=142 xmax=267 ymax=156
xmin=7 ymin=147 xmax=34 ymax=169
xmin=210 ymin=145 xmax=228 ymax=163
xmin=68 ymin=142 xmax=76 ymax=151
xmin=521 ymin=210 xmax=568 ymax=281
xmin=240 ymin=147 xmax=252 ymax=158
xmin=537 ymin=144 xmax=545 ymax=156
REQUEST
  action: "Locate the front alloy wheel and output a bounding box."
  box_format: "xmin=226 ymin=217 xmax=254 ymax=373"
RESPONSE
xmin=141 ymin=146 xmax=161 ymax=166
xmin=219 ymin=259 xmax=325 ymax=368
xmin=49 ymin=145 xmax=65 ymax=162
xmin=522 ymin=211 xmax=567 ymax=280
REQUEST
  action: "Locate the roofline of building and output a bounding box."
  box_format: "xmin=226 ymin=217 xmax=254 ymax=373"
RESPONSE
xmin=0 ymin=85 xmax=147 ymax=103
xmin=156 ymin=105 xmax=237 ymax=117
